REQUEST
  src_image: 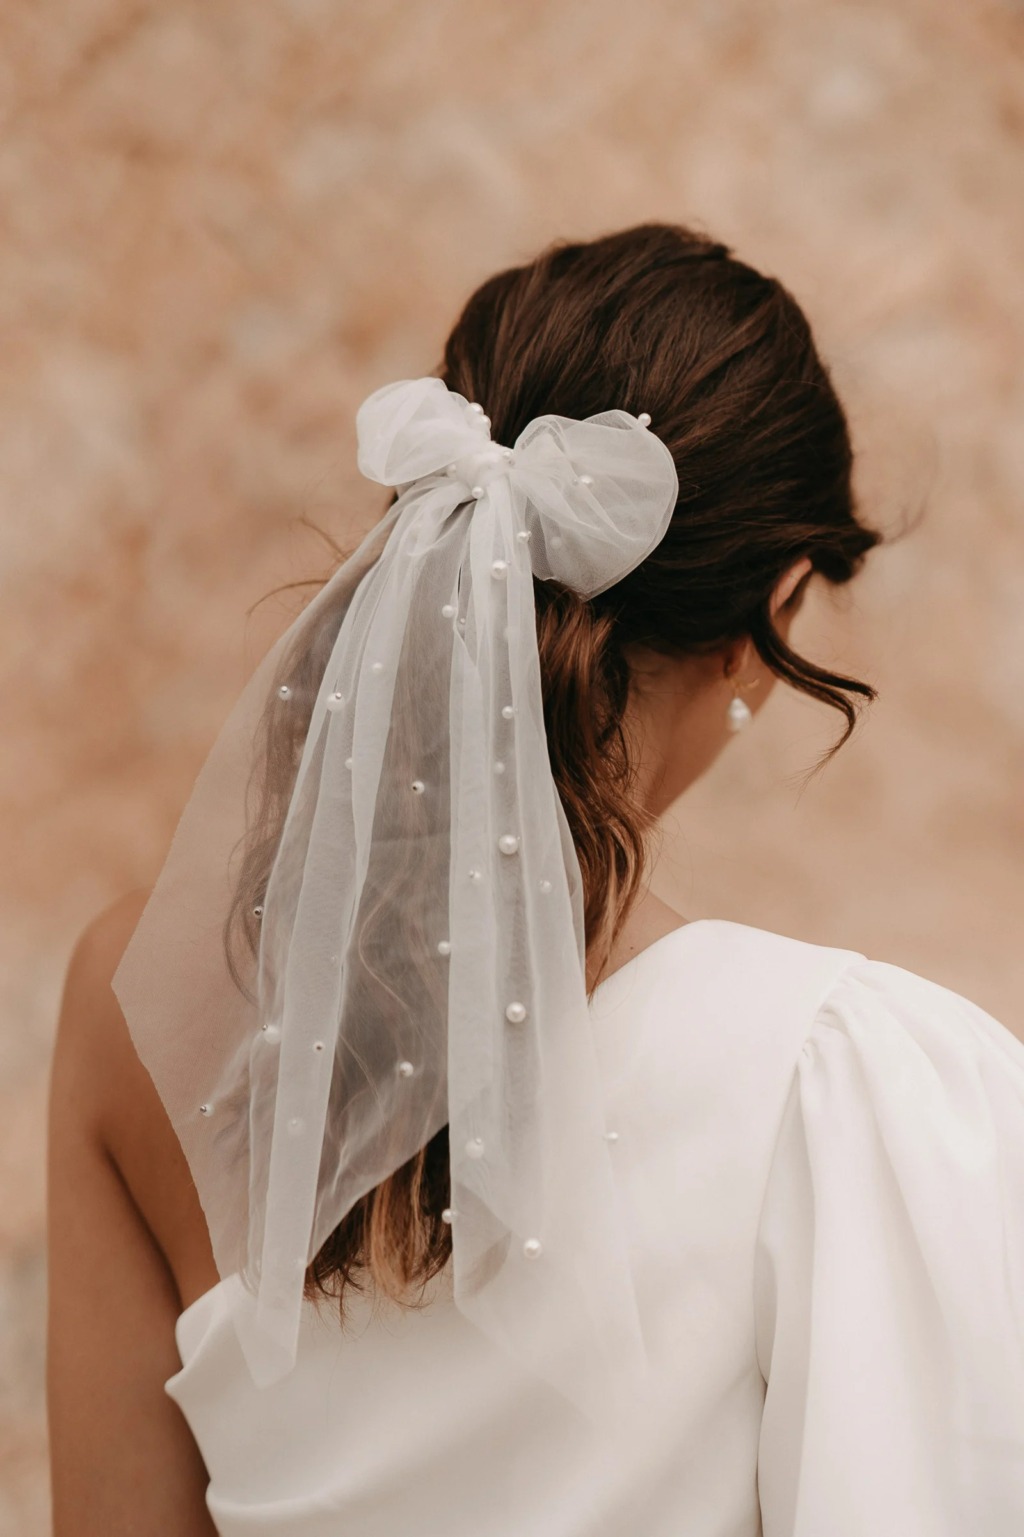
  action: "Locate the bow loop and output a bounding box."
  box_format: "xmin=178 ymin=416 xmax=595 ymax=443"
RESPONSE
xmin=511 ymin=409 xmax=678 ymax=597
xmin=356 ymin=377 xmax=491 ymax=487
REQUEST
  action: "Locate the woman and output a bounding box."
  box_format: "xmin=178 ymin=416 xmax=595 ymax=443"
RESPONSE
xmin=47 ymin=224 xmax=1024 ymax=1535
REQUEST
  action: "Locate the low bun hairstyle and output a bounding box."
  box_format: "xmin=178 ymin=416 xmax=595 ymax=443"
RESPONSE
xmin=239 ymin=222 xmax=880 ymax=1317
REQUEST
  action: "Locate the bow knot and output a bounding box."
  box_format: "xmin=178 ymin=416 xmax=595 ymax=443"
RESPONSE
xmin=450 ymin=442 xmax=515 ymax=497
xmin=356 ymin=376 xmax=678 ymax=600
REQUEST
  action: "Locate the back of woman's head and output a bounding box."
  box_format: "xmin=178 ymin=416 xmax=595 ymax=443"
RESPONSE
xmin=440 ymin=223 xmax=878 ymax=965
xmin=238 ymin=221 xmax=879 ymax=1312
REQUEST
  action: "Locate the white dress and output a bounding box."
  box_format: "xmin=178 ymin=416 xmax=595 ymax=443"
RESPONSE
xmin=164 ymin=918 xmax=1024 ymax=1536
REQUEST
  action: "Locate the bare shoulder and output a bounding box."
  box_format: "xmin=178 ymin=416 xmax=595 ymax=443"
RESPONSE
xmin=57 ymin=891 xmax=156 ymax=1147
xmin=48 ymin=892 xmax=218 ymax=1533
xmin=54 ymin=892 xmax=215 ymax=1300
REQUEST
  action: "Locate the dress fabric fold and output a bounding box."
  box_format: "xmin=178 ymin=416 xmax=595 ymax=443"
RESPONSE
xmin=755 ymin=959 xmax=1024 ymax=1536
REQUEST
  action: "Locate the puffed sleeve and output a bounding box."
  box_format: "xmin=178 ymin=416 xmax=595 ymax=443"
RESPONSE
xmin=754 ymin=959 xmax=1024 ymax=1535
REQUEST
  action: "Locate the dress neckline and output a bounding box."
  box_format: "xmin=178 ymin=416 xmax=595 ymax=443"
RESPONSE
xmin=174 ymin=918 xmax=715 ymax=1336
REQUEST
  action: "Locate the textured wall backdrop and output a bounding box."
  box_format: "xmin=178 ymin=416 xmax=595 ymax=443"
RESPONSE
xmin=3 ymin=1 xmax=1023 ymax=1528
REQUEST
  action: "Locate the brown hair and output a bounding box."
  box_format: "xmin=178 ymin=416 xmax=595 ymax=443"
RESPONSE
xmin=236 ymin=222 xmax=880 ymax=1320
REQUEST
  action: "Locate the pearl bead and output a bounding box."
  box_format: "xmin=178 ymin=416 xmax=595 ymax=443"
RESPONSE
xmin=503 ymin=448 xmax=515 ymax=461
xmin=344 ymin=757 xmax=353 ymax=769
xmin=480 ymin=415 xmax=491 ymax=429
xmin=468 ymin=868 xmax=483 ymax=883
xmin=441 ymin=1207 xmax=454 ymax=1223
xmin=465 ymin=1137 xmax=485 ymax=1159
xmin=501 ymin=704 xmax=516 ymax=720
xmin=578 ymin=473 xmax=594 ymax=486
xmin=516 ymin=528 xmax=531 ymax=543
xmin=523 ymin=1238 xmax=543 ymax=1259
xmin=313 ymin=1040 xmax=325 ymax=1052
xmin=441 ymin=603 xmax=456 ymax=618
xmin=493 ymin=760 xmax=505 ymax=775
xmin=498 ymin=833 xmax=519 ymax=856
xmin=288 ymin=1116 xmax=304 ymax=1136
xmin=728 ymin=696 xmax=753 ymax=731
xmin=457 ymin=617 xmax=467 ymax=630
xmin=637 ymin=411 xmax=652 ymax=427
xmin=505 ymin=1001 xmax=528 ymax=1024
xmin=199 ymin=1102 xmax=212 ymax=1115
xmin=604 ymin=1129 xmax=620 ymax=1143
xmin=468 ymin=402 xmax=485 ymax=415
xmin=446 ymin=463 xmax=458 ymax=475
xmin=491 ymin=559 xmax=508 ymax=579
xmin=539 ymin=878 xmax=553 ymax=894
xmin=327 ymin=690 xmax=345 ymax=710
xmin=262 ymin=1023 xmax=281 ymax=1043
xmin=437 ymin=939 xmax=451 ymax=956
xmin=397 ymin=1060 xmax=415 ymax=1078
xmin=370 ymin=660 xmax=384 ymax=674
xmin=411 ymin=779 xmax=425 ymax=794
xmin=277 ymin=684 xmax=292 ymax=699
xmin=253 ymin=904 xmax=264 ymax=919
xmin=471 ymin=485 xmax=484 ymax=500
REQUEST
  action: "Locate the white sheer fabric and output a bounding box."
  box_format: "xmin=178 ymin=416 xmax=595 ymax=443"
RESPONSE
xmin=164 ymin=922 xmax=1024 ymax=1535
xmin=112 ymin=378 xmax=679 ymax=1421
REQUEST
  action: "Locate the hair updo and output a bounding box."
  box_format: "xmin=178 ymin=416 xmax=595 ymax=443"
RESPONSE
xmin=239 ymin=222 xmax=880 ymax=1317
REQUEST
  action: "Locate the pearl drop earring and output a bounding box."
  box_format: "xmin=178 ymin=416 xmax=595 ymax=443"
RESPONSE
xmin=727 ymin=688 xmax=753 ymax=732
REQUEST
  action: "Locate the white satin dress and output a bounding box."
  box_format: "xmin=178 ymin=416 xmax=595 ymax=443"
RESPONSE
xmin=164 ymin=919 xmax=1024 ymax=1535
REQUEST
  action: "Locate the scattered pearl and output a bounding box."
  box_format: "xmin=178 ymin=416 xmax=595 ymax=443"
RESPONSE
xmin=437 ymin=939 xmax=451 ymax=956
xmin=604 ymin=1130 xmax=620 ymax=1143
xmin=465 ymin=1137 xmax=485 ymax=1159
xmin=491 ymin=559 xmax=508 ymax=579
xmin=344 ymin=757 xmax=353 ymax=770
xmin=493 ymin=760 xmax=505 ymax=775
xmin=446 ymin=463 xmax=458 ymax=475
xmin=411 ymin=779 xmax=425 ymax=794
xmin=501 ymin=704 xmax=516 ymax=720
xmin=397 ymin=1060 xmax=415 ymax=1078
xmin=288 ymin=1116 xmax=304 ymax=1136
xmin=539 ymin=878 xmax=553 ymax=894
xmin=441 ymin=603 xmax=456 ymax=619
xmin=468 ymin=868 xmax=483 ymax=883
xmin=578 ymin=474 xmax=594 ymax=487
xmin=505 ymin=1001 xmax=528 ymax=1024
xmin=503 ymin=448 xmax=515 ymax=462
xmin=277 ymin=684 xmax=292 ymax=700
xmin=471 ymin=485 xmax=485 ymax=500
xmin=199 ymin=1102 xmax=212 ymax=1116
xmin=370 ymin=661 xmax=384 ymax=674
xmin=441 ymin=1207 xmax=454 ymax=1224
xmin=327 ymin=690 xmax=345 ymax=710
xmin=637 ymin=412 xmax=652 ymax=427
xmin=523 ymin=1238 xmax=543 ymax=1260
xmin=253 ymin=904 xmax=264 ymax=919
xmin=498 ymin=833 xmax=520 ymax=856
xmin=261 ymin=1023 xmax=281 ymax=1043
xmin=516 ymin=528 xmax=531 ymax=543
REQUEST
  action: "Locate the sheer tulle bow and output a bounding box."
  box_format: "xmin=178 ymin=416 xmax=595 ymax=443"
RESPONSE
xmin=112 ymin=375 xmax=679 ymax=1425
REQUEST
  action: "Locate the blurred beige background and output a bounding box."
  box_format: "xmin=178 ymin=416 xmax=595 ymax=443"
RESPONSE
xmin=3 ymin=0 xmax=1024 ymax=1528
